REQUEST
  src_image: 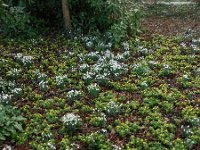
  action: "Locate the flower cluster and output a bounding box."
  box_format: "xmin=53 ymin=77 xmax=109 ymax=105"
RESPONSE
xmin=34 ymin=69 xmax=47 ymax=82
xmin=39 ymin=80 xmax=48 ymax=92
xmin=11 ymin=88 xmax=22 ymax=97
xmin=0 ymin=92 xmax=12 ymax=104
xmin=15 ymin=53 xmax=33 ymax=66
xmin=181 ymin=125 xmax=193 ymax=136
xmin=105 ymin=101 xmax=121 ymax=116
xmin=61 ymin=113 xmax=82 ymax=131
xmin=137 ymin=46 xmax=150 ymax=55
xmin=7 ymin=68 xmax=21 ymax=79
xmin=55 ymin=75 xmax=68 ymax=88
xmin=80 ymin=64 xmax=89 ymax=73
xmin=122 ymin=42 xmax=130 ymax=51
xmin=81 ymin=50 xmax=129 ymax=84
xmin=87 ymin=83 xmax=101 ymax=98
xmin=67 ymin=90 xmax=81 ymax=102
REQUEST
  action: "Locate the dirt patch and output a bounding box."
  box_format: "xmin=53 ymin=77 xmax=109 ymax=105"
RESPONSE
xmin=140 ymin=3 xmax=200 ymax=38
xmin=141 ymin=16 xmax=200 ymax=37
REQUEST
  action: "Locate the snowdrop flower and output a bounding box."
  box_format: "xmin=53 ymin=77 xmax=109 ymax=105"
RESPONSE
xmin=47 ymin=142 xmax=56 ymax=150
xmin=11 ymin=88 xmax=22 ymax=96
xmin=2 ymin=145 xmax=12 ymax=150
xmin=61 ymin=113 xmax=82 ymax=130
xmin=192 ymin=38 xmax=200 ymax=43
xmin=92 ymin=64 xmax=103 ymax=73
xmin=67 ymin=90 xmax=81 ymax=101
xmin=88 ymin=83 xmax=100 ymax=90
xmin=22 ymin=56 xmax=33 ymax=64
xmin=7 ymin=68 xmax=21 ymax=77
xmin=122 ymin=50 xmax=130 ymax=58
xmin=107 ymin=42 xmax=112 ymax=49
xmin=180 ymin=42 xmax=186 ymax=47
xmin=15 ymin=53 xmax=33 ymax=66
xmin=100 ymin=128 xmax=107 ymax=134
xmin=39 ymin=80 xmax=48 ymax=91
xmin=104 ymin=50 xmax=114 ymax=59
xmin=122 ymin=42 xmax=130 ymax=51
xmin=15 ymin=53 xmax=23 ymax=59
xmin=163 ymin=64 xmax=170 ymax=69
xmin=86 ymin=41 xmax=93 ymax=48
xmin=38 ymin=73 xmax=47 ymax=81
xmin=106 ymin=101 xmax=121 ymax=116
xmin=148 ymin=61 xmax=158 ymax=65
xmin=138 ymin=46 xmax=148 ymax=54
xmin=141 ymin=81 xmax=148 ymax=87
xmin=0 ymin=93 xmax=12 ymax=104
xmin=112 ymin=144 xmax=122 ymax=150
xmin=80 ymin=64 xmax=89 ymax=72
xmin=183 ymin=75 xmax=189 ymax=80
xmin=55 ymin=75 xmax=68 ymax=87
xmin=83 ymin=71 xmax=93 ymax=80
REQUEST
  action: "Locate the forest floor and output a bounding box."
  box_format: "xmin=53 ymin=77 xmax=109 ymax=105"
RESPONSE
xmin=141 ymin=2 xmax=200 ymax=38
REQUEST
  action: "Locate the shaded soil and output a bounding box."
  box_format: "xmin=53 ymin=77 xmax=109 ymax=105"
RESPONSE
xmin=141 ymin=17 xmax=200 ymax=37
xmin=141 ymin=3 xmax=200 ymax=38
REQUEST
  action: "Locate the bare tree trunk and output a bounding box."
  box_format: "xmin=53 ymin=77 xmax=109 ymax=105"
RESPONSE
xmin=61 ymin=0 xmax=72 ymax=31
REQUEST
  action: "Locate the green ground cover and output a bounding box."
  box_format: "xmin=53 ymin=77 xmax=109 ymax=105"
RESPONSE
xmin=0 ymin=34 xmax=200 ymax=149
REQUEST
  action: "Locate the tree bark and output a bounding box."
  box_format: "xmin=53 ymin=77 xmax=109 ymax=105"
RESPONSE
xmin=61 ymin=0 xmax=72 ymax=31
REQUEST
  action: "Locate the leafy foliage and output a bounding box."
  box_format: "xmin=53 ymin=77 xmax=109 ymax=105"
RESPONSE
xmin=0 ymin=104 xmax=25 ymax=143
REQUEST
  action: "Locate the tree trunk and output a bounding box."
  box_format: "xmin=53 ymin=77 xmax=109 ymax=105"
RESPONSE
xmin=61 ymin=0 xmax=72 ymax=31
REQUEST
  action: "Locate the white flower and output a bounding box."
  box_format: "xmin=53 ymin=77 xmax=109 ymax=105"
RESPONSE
xmin=115 ymin=54 xmax=124 ymax=61
xmin=61 ymin=113 xmax=81 ymax=130
xmin=39 ymin=80 xmax=48 ymax=90
xmin=2 ymin=145 xmax=12 ymax=150
xmin=7 ymin=68 xmax=21 ymax=77
xmin=55 ymin=75 xmax=67 ymax=85
xmin=104 ymin=50 xmax=114 ymax=59
xmin=180 ymin=42 xmax=186 ymax=47
xmin=112 ymin=144 xmax=122 ymax=150
xmin=0 ymin=92 xmax=12 ymax=104
xmin=122 ymin=42 xmax=130 ymax=51
xmin=88 ymin=83 xmax=99 ymax=90
xmin=47 ymin=142 xmax=56 ymax=150
xmin=141 ymin=81 xmax=148 ymax=87
xmin=11 ymin=88 xmax=22 ymax=95
xmin=106 ymin=101 xmax=120 ymax=116
xmin=67 ymin=90 xmax=81 ymax=100
xmin=15 ymin=53 xmax=23 ymax=59
xmin=15 ymin=53 xmax=33 ymax=66
xmin=22 ymin=56 xmax=33 ymax=64
xmin=163 ymin=64 xmax=170 ymax=69
xmin=107 ymin=42 xmax=112 ymax=48
xmin=86 ymin=41 xmax=93 ymax=48
xmin=122 ymin=50 xmax=130 ymax=58
xmin=148 ymin=61 xmax=158 ymax=65
xmin=183 ymin=75 xmax=189 ymax=80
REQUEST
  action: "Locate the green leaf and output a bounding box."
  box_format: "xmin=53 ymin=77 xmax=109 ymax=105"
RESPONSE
xmin=14 ymin=122 xmax=23 ymax=131
xmin=0 ymin=133 xmax=6 ymax=141
xmin=14 ymin=116 xmax=26 ymax=121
